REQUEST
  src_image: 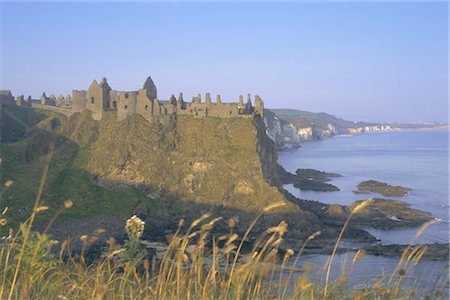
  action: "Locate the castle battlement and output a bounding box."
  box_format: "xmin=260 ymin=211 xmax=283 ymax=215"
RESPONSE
xmin=10 ymin=76 xmax=265 ymax=121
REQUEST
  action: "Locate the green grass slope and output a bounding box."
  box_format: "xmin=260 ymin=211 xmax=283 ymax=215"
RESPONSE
xmin=0 ymin=105 xmax=158 ymax=228
xmin=269 ymin=108 xmax=374 ymax=132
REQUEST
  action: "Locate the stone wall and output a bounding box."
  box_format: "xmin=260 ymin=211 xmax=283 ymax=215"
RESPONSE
xmin=8 ymin=76 xmax=265 ymax=123
xmin=72 ymin=91 xmax=87 ymax=112
xmin=117 ymin=91 xmax=137 ymax=121
xmin=0 ymin=90 xmax=15 ymax=105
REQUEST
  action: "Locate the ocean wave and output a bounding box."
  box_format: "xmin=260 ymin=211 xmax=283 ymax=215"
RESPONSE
xmin=434 ymin=217 xmax=449 ymax=223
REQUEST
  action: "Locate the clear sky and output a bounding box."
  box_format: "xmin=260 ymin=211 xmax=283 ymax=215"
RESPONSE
xmin=0 ymin=2 xmax=448 ymax=123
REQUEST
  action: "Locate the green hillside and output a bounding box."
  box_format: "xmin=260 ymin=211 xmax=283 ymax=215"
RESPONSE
xmin=0 ymin=105 xmax=158 ymax=228
xmin=269 ymin=108 xmax=374 ymax=132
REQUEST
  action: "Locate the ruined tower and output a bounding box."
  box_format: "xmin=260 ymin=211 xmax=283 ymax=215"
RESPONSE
xmin=143 ymin=76 xmax=157 ymax=101
xmin=254 ymin=95 xmax=264 ymax=117
xmin=40 ymin=92 xmax=47 ymax=105
xmin=80 ymin=78 xmax=112 ymax=120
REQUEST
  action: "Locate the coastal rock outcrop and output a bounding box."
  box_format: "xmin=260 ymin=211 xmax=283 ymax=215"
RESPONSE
xmin=349 ymin=198 xmax=433 ymax=229
xmin=278 ymin=166 xmax=342 ymax=192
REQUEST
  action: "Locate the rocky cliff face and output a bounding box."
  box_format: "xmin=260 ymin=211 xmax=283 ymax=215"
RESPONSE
xmin=263 ymin=109 xmax=301 ymax=148
xmin=268 ymin=109 xmax=395 ymax=142
xmin=59 ymin=111 xmax=329 ymax=237
xmin=296 ymin=124 xmax=393 ymax=141
xmin=64 ymin=111 xmax=301 ymax=216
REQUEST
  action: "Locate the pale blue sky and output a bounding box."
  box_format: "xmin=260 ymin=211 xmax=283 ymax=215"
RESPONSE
xmin=0 ymin=2 xmax=448 ymax=122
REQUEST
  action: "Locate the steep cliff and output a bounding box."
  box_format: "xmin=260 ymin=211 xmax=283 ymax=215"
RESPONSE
xmin=263 ymin=109 xmax=301 ymax=148
xmin=62 ymin=111 xmax=305 ymax=222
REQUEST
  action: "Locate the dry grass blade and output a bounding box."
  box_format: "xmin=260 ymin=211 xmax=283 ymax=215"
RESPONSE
xmin=324 ymin=198 xmax=374 ymax=299
xmin=352 ymin=198 xmax=375 ymax=214
xmin=189 ymin=213 xmax=211 ymax=229
xmin=6 ymin=141 xmax=55 ymax=300
xmin=263 ymin=201 xmax=287 ymax=212
xmin=388 ymin=220 xmax=436 ymax=285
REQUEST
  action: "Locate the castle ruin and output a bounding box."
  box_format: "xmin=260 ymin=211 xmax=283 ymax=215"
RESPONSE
xmin=6 ymin=76 xmax=265 ymax=121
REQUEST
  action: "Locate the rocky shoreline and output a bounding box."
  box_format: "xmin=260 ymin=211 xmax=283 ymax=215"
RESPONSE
xmin=276 ymin=164 xmax=448 ymax=260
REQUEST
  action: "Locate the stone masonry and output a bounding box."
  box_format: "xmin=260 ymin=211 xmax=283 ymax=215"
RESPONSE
xmin=6 ymin=76 xmax=265 ymax=122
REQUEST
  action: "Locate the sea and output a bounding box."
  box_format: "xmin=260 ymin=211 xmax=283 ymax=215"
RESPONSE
xmin=277 ymin=130 xmax=449 ymax=295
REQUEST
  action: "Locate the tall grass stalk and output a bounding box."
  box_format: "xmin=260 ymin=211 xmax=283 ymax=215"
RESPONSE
xmin=5 ymin=142 xmax=54 ymax=300
xmin=0 ymin=189 xmax=445 ymax=298
xmin=323 ymin=198 xmax=374 ymax=299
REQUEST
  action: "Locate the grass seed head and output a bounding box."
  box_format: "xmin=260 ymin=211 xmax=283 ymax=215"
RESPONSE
xmin=93 ymin=228 xmax=106 ymax=236
xmin=352 ymin=249 xmax=366 ymax=264
xmin=267 ymin=220 xmax=288 ymax=236
xmin=227 ymin=218 xmax=236 ymax=228
xmin=226 ymin=233 xmax=238 ymax=246
xmin=201 ymin=223 xmax=213 ymax=231
xmin=35 ymin=206 xmax=49 ymax=213
xmin=63 ymin=199 xmax=73 ymax=209
xmin=352 ymin=198 xmax=375 ymax=214
xmin=286 ymin=248 xmax=294 ymax=257
xmin=222 ymin=244 xmax=236 ymax=255
xmin=190 ymin=213 xmax=211 ymax=228
xmin=4 ymin=180 xmax=14 ymax=188
xmin=263 ymin=201 xmax=287 ymax=212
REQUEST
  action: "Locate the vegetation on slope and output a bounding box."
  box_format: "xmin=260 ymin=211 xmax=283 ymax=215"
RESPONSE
xmin=0 ymin=197 xmax=446 ymax=299
xmin=0 ymin=105 xmax=158 ymax=228
xmin=269 ymin=109 xmax=374 ymax=133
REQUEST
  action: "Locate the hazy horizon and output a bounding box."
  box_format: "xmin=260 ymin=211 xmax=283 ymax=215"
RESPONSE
xmin=1 ymin=2 xmax=448 ymax=123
